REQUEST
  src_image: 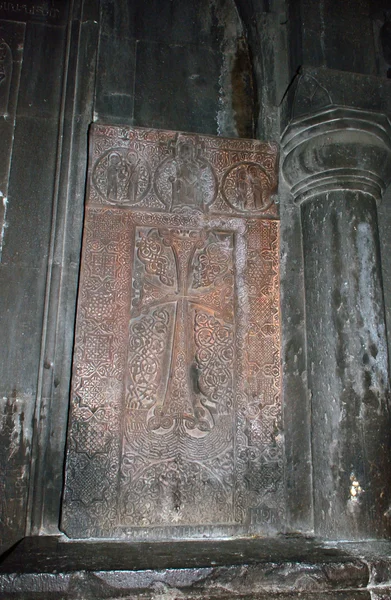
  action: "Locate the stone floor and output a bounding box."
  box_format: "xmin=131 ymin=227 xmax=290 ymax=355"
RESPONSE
xmin=0 ymin=535 xmax=391 ymax=599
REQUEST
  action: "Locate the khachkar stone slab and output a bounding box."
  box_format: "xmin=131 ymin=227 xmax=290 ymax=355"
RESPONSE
xmin=62 ymin=125 xmax=281 ymax=540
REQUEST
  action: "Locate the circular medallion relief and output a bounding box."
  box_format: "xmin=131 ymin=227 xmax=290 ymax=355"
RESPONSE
xmin=154 ymin=141 xmax=217 ymax=212
xmin=92 ymin=148 xmax=151 ymax=205
xmin=222 ymin=161 xmax=274 ymax=213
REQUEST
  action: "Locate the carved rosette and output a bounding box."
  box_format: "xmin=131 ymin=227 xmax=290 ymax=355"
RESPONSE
xmin=62 ymin=125 xmax=282 ymax=539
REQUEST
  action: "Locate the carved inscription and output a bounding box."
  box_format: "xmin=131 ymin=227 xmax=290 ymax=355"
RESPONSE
xmin=0 ymin=3 xmax=63 ymax=23
xmin=62 ymin=125 xmax=282 ymax=539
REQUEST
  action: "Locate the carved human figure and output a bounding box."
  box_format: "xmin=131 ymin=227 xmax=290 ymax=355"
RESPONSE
xmin=106 ymin=152 xmax=129 ymax=202
xmin=126 ymin=151 xmax=140 ymax=203
xmin=235 ymin=165 xmax=265 ymax=211
xmin=106 ymin=152 xmax=121 ymax=201
xmin=169 ymin=142 xmax=202 ymax=209
xmin=236 ymin=167 xmax=250 ymax=209
xmin=247 ymin=165 xmax=264 ymax=209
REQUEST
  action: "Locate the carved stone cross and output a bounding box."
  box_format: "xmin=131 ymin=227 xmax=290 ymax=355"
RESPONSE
xmin=62 ymin=125 xmax=282 ymax=539
xmin=127 ymin=226 xmax=234 ymax=439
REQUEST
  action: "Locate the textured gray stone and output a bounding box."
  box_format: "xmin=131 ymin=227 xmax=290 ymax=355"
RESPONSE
xmin=94 ymin=33 xmax=136 ymax=124
xmin=133 ymin=41 xmax=222 ymax=134
xmin=1 ymin=0 xmax=391 ymax=593
xmin=299 ymin=0 xmax=377 ymax=75
xmin=282 ymin=107 xmax=391 ymax=539
xmin=28 ymin=4 xmax=100 ymax=537
xmin=2 ymin=537 xmax=391 ymax=599
xmin=279 ymin=184 xmax=312 ymax=533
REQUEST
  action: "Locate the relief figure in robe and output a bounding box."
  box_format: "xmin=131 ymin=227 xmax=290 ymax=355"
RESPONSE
xmin=235 ymin=164 xmax=265 ymax=211
xmin=126 ymin=151 xmax=140 ymax=203
xmin=248 ymin=165 xmax=264 ymax=210
xmin=106 ymin=151 xmax=129 ymax=202
xmin=169 ymin=142 xmax=204 ymax=210
xmin=106 ymin=152 xmax=122 ymax=201
xmin=236 ymin=167 xmax=252 ymax=210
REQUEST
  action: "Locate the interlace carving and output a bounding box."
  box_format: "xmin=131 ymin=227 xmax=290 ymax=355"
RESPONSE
xmin=126 ymin=227 xmax=233 ymax=439
xmin=137 ymin=230 xmax=175 ymax=286
xmin=127 ymin=309 xmax=170 ymax=410
xmin=193 ymin=241 xmax=231 ymax=288
xmin=194 ymin=311 xmax=234 ymax=413
xmin=62 ymin=125 xmax=282 ymax=540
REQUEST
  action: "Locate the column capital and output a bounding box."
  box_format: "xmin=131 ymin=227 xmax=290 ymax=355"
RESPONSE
xmin=281 ymin=107 xmax=391 ymax=204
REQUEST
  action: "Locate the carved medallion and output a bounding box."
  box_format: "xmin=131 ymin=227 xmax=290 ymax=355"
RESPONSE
xmin=154 ymin=139 xmax=218 ymax=212
xmin=62 ymin=125 xmax=282 ymax=540
xmin=222 ymin=161 xmax=275 ymax=213
xmin=92 ymin=147 xmax=152 ymax=205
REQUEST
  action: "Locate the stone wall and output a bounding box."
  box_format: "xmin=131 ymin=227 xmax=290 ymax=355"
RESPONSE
xmin=1 ymin=0 xmax=391 ymax=552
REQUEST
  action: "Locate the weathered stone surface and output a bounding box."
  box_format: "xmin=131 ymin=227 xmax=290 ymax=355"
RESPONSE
xmin=378 ymin=184 xmax=391 ymax=402
xmin=279 ymin=182 xmax=312 ymax=533
xmin=0 ymin=20 xmax=24 ymax=189
xmin=0 ymin=9 xmax=69 ymax=551
xmin=61 ymin=124 xmax=282 ymax=539
xmin=282 ymin=106 xmax=391 ymax=539
xmin=299 ymin=0 xmax=377 ymax=75
xmin=301 ymin=191 xmax=391 ymax=539
xmin=133 ymin=41 xmax=222 ymax=135
xmin=28 ymin=3 xmax=100 ymax=537
xmin=1 ymin=0 xmax=391 ymax=586
xmin=94 ymin=33 xmax=135 ymax=125
xmin=234 ymin=2 xmax=290 ymax=140
xmin=0 ymin=395 xmax=34 ymax=555
xmin=288 ymin=67 xmax=391 ymax=124
xmin=3 ymin=536 xmax=391 ymax=599
xmin=288 ymin=0 xmax=391 ymax=79
xmin=97 ymin=0 xmax=255 ymax=138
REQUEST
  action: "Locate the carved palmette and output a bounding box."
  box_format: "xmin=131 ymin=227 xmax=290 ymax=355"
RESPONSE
xmin=62 ymin=125 xmax=282 ymax=539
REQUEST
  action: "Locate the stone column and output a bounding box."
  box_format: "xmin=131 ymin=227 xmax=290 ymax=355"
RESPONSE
xmin=282 ymin=107 xmax=391 ymax=539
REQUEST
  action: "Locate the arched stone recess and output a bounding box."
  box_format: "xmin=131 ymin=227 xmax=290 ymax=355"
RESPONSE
xmin=26 ymin=0 xmax=274 ymax=541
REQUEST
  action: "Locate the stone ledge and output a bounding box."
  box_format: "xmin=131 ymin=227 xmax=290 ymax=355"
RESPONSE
xmin=0 ymin=536 xmax=391 ymax=599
